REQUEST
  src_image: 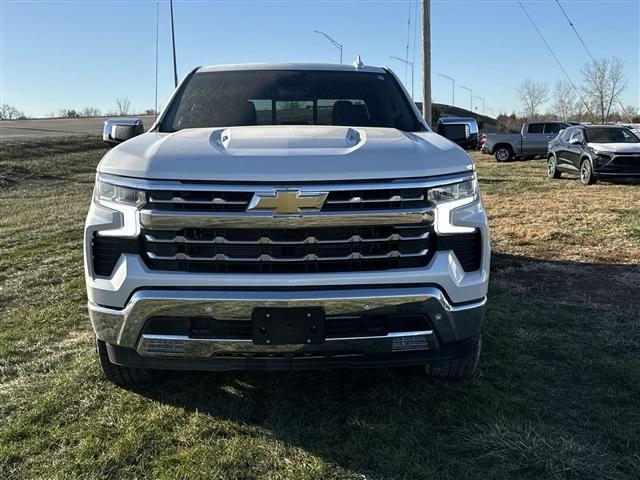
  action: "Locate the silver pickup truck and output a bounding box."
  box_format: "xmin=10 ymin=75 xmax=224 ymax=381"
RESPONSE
xmin=484 ymin=121 xmax=569 ymax=162
xmin=86 ymin=62 xmax=490 ymax=387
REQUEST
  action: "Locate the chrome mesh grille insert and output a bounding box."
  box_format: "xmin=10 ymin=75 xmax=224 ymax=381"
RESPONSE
xmin=323 ymin=188 xmax=428 ymax=211
xmin=143 ymin=187 xmax=429 ymax=212
xmin=146 ymin=191 xmax=253 ymax=212
xmin=141 ymin=225 xmax=433 ymax=273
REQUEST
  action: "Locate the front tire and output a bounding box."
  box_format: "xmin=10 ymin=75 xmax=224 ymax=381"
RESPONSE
xmin=494 ymin=146 xmax=512 ymax=162
xmin=425 ymin=335 xmax=481 ymax=381
xmin=547 ymin=155 xmax=561 ymax=178
xmin=96 ymin=338 xmax=155 ymax=387
xmin=580 ymin=158 xmax=596 ymax=185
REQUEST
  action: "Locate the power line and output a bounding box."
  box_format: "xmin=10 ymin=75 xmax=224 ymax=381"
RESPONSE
xmin=405 ymin=1 xmax=411 ymax=84
xmin=518 ymin=1 xmax=592 ymax=115
xmin=555 ymin=0 xmax=633 ymax=122
xmin=555 ymin=0 xmax=596 ymax=63
xmin=411 ymin=0 xmax=418 ymax=67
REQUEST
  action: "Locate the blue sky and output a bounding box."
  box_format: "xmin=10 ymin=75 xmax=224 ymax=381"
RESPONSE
xmin=1 ymin=0 xmax=638 ymax=118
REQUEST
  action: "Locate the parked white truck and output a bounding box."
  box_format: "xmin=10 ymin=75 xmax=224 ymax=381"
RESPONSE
xmin=86 ymin=63 xmax=490 ymax=386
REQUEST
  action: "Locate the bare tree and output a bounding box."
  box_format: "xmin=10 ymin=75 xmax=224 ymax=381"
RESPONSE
xmin=81 ymin=107 xmax=101 ymax=117
xmin=58 ymin=108 xmax=80 ymax=118
xmin=624 ymin=105 xmax=640 ymax=122
xmin=0 ymin=104 xmax=24 ymax=120
xmin=518 ymin=79 xmax=549 ymax=119
xmin=572 ymin=100 xmax=589 ymax=123
xmin=581 ymin=57 xmax=627 ymax=123
xmin=552 ymin=80 xmax=576 ymax=121
xmin=115 ymin=97 xmax=131 ymax=116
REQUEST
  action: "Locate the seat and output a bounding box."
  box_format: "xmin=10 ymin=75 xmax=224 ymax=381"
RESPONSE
xmin=332 ymin=101 xmax=369 ymax=126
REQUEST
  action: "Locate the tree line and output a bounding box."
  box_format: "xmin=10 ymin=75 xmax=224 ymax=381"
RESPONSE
xmin=0 ymin=97 xmax=157 ymax=120
xmin=515 ymin=57 xmax=638 ymax=125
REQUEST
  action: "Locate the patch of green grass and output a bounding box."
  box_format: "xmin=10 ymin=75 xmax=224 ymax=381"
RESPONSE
xmin=613 ymin=209 xmax=640 ymax=242
xmin=1 ymin=138 xmax=639 ymax=479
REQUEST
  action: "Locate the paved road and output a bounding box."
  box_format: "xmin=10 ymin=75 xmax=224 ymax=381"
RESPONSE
xmin=0 ymin=115 xmax=157 ymax=141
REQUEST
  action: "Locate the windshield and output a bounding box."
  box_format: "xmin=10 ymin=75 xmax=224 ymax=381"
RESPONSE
xmin=585 ymin=127 xmax=639 ymax=143
xmin=160 ymin=70 xmax=423 ymax=132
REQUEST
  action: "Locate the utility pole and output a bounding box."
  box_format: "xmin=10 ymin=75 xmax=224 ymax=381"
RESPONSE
xmin=474 ymin=95 xmax=485 ymax=115
xmin=438 ymin=73 xmax=454 ymax=107
xmin=421 ymin=0 xmax=431 ymax=125
xmin=460 ymin=85 xmax=472 ymax=112
xmin=390 ymin=56 xmax=414 ymax=100
xmin=170 ymin=0 xmax=178 ymax=87
xmin=314 ymin=30 xmax=343 ymax=64
xmin=155 ymin=2 xmax=159 ymax=116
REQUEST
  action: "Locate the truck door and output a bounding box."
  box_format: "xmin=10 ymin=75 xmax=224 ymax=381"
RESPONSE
xmin=522 ymin=123 xmax=546 ymax=155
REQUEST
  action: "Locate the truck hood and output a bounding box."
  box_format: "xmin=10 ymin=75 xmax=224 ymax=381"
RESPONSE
xmin=588 ymin=142 xmax=640 ymax=154
xmin=98 ymin=125 xmax=473 ymax=182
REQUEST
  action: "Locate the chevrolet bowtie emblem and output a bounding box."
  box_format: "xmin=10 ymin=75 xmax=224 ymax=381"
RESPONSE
xmin=247 ymin=189 xmax=329 ymax=215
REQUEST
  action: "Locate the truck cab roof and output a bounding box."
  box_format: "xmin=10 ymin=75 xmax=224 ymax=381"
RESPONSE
xmin=197 ymin=62 xmax=388 ymax=74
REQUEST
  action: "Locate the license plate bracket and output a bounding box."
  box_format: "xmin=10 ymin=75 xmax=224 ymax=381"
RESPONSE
xmin=252 ymin=307 xmax=325 ymax=345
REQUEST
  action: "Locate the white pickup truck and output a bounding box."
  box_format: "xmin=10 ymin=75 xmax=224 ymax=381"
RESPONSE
xmin=85 ymin=62 xmax=490 ymax=386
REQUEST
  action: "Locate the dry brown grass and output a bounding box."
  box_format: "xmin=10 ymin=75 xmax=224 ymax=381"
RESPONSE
xmin=472 ymin=152 xmax=640 ymax=264
xmin=2 ymin=137 xmax=640 ymax=480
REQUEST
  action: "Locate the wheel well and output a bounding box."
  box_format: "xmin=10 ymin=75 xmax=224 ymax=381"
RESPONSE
xmin=494 ymin=143 xmax=513 ymax=152
xmin=580 ymin=155 xmax=591 ymax=165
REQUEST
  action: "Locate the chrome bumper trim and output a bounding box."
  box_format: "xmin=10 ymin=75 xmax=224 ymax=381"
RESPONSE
xmin=137 ymin=330 xmax=435 ymax=357
xmin=139 ymin=207 xmax=434 ymax=229
xmin=88 ymin=287 xmax=486 ymax=357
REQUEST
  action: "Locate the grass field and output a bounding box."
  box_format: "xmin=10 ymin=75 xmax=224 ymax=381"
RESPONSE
xmin=1 ymin=136 xmax=639 ymax=479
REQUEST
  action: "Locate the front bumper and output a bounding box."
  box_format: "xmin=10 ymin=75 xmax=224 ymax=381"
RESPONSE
xmin=90 ymin=286 xmax=485 ymax=370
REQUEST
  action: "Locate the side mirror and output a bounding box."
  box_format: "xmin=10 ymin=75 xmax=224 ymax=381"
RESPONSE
xmin=569 ymin=137 xmax=582 ymax=145
xmin=103 ymin=118 xmax=144 ymax=146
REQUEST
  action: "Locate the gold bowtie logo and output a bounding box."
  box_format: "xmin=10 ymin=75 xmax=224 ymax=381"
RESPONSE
xmin=248 ymin=189 xmax=328 ymax=215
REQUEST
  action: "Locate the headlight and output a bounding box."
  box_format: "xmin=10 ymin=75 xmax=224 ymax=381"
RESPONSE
xmin=95 ymin=179 xmax=146 ymax=207
xmin=428 ymin=175 xmax=478 ymax=204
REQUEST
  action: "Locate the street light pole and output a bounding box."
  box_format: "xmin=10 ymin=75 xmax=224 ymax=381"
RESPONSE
xmin=474 ymin=95 xmax=485 ymax=115
xmin=170 ymin=0 xmax=178 ymax=87
xmin=438 ymin=73 xmax=454 ymax=106
xmin=460 ymin=85 xmax=473 ymax=112
xmin=390 ymin=56 xmax=414 ymax=99
xmin=314 ymin=30 xmax=343 ymax=64
xmin=421 ymin=0 xmax=431 ymax=124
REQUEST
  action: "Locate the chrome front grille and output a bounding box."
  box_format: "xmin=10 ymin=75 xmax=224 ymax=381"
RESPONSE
xmin=147 ymin=191 xmax=253 ymax=212
xmin=144 ymin=187 xmax=428 ymax=212
xmin=94 ymin=172 xmax=476 ymax=275
xmin=323 ymin=188 xmax=427 ymax=211
xmin=142 ymin=225 xmax=434 ymax=273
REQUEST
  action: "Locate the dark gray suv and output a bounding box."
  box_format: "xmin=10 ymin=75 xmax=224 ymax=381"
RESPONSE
xmin=547 ymin=125 xmax=640 ymax=185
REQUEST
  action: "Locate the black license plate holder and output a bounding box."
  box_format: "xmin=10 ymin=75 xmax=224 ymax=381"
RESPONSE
xmin=252 ymin=307 xmax=325 ymax=345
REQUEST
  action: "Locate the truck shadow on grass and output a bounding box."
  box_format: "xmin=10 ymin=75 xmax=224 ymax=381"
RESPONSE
xmin=129 ymin=253 xmax=640 ymax=479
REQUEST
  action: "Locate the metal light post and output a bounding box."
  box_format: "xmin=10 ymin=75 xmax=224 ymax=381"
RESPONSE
xmin=170 ymin=0 xmax=178 ymax=87
xmin=314 ymin=30 xmax=343 ymax=64
xmin=460 ymin=85 xmax=473 ymax=112
xmin=474 ymin=95 xmax=485 ymax=115
xmin=390 ymin=56 xmax=414 ymax=99
xmin=438 ymin=73 xmax=454 ymax=106
xmin=421 ymin=0 xmax=431 ymax=124
xmin=155 ymin=2 xmax=159 ymax=116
